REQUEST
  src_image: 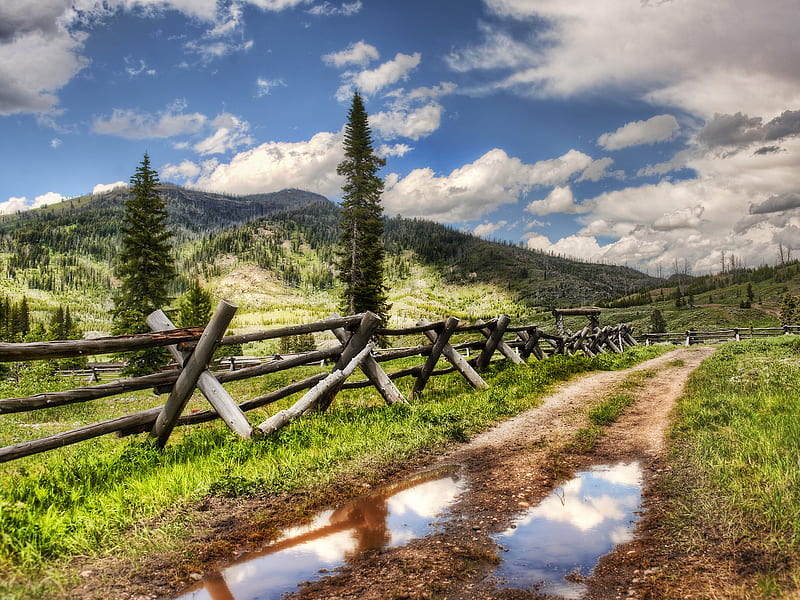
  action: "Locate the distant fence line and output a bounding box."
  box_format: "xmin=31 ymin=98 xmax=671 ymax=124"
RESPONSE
xmin=0 ymin=303 xmax=637 ymax=463
xmin=642 ymin=325 xmax=800 ymax=346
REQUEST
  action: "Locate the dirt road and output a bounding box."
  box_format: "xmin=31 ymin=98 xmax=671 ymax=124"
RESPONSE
xmin=71 ymin=346 xmax=713 ymax=600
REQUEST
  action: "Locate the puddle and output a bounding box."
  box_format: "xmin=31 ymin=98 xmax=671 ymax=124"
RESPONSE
xmin=492 ymin=462 xmax=643 ymax=599
xmin=177 ymin=465 xmax=465 ymax=600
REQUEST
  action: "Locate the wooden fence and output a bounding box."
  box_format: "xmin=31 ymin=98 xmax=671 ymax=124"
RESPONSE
xmin=642 ymin=325 xmax=800 ymax=346
xmin=0 ymin=301 xmax=637 ymax=463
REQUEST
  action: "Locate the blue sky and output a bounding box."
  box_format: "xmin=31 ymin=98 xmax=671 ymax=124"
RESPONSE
xmin=3 ymin=0 xmax=800 ymax=276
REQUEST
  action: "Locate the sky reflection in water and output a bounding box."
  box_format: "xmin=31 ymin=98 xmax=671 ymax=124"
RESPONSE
xmin=492 ymin=462 xmax=643 ymax=599
xmin=177 ymin=465 xmax=464 ymax=600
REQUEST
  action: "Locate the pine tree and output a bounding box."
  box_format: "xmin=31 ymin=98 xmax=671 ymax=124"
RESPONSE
xmin=336 ymin=91 xmax=390 ymax=325
xmin=649 ymin=308 xmax=667 ymax=333
xmin=177 ymin=278 xmax=213 ymax=327
xmin=112 ymin=153 xmax=175 ymax=374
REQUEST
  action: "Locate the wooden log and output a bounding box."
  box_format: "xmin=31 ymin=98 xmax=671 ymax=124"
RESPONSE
xmin=317 ymin=311 xmax=382 ymax=412
xmin=329 ymin=317 xmax=407 ymax=406
xmin=0 ymin=328 xmax=204 ymax=362
xmin=117 ymin=374 xmax=329 ymax=437
xmin=476 ymin=315 xmax=524 ymax=368
xmin=419 ymin=320 xmax=488 ymax=389
xmin=413 ymin=316 xmax=459 ymax=398
xmin=258 ymin=342 xmax=374 ymax=435
xmin=0 ymin=370 xmax=177 ymax=414
xmin=220 ymin=315 xmax=363 ymax=346
xmin=147 ymin=309 xmax=254 ymax=441
xmin=150 ymin=300 xmax=238 ymax=448
xmin=0 ymin=409 xmax=162 ymax=463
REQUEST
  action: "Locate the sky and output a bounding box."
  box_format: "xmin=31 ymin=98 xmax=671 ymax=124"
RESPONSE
xmin=3 ymin=0 xmax=800 ymax=277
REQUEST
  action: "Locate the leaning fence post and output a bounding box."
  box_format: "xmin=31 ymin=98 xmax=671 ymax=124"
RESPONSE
xmin=413 ymin=316 xmax=459 ymax=398
xmin=149 ymin=300 xmax=240 ymax=448
xmin=419 ymin=318 xmax=488 ymax=390
xmin=328 ymin=314 xmax=407 ymax=406
xmin=258 ymin=342 xmax=374 ymax=436
xmin=476 ymin=315 xmax=519 ymax=370
xmin=316 ymin=311 xmax=382 ymax=412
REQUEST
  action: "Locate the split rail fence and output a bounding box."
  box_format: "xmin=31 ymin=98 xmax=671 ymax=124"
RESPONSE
xmin=642 ymin=324 xmax=800 ymax=346
xmin=0 ymin=302 xmax=637 ymax=464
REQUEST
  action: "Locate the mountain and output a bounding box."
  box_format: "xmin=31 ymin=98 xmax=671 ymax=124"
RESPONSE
xmin=0 ymin=185 xmax=661 ymax=329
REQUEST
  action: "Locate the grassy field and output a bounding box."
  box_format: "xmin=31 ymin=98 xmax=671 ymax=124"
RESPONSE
xmin=0 ymin=347 xmax=665 ymax=600
xmin=658 ymin=336 xmax=800 ymax=597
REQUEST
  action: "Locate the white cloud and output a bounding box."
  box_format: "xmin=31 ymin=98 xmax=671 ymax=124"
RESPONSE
xmin=526 ymin=186 xmax=588 ymax=216
xmin=383 ymin=148 xmax=593 ymax=222
xmin=32 ymin=191 xmax=65 ymax=208
xmin=577 ymin=157 xmax=622 ymax=182
xmin=652 ymin=205 xmax=705 ymax=231
xmin=161 ymin=160 xmax=202 ymax=181
xmin=377 ymin=143 xmax=413 ymax=158
xmin=92 ymin=105 xmax=207 ymax=139
xmin=454 ymin=0 xmax=800 ymax=118
xmin=256 ymin=77 xmax=287 ymax=97
xmin=0 ymin=191 xmax=65 ymax=214
xmin=124 ymin=57 xmax=156 ymax=78
xmin=370 ymin=103 xmax=444 ymax=141
xmin=307 ymin=1 xmax=362 ymax=17
xmin=193 ymin=113 xmax=254 ymax=155
xmin=0 ymin=197 xmax=31 ymax=215
xmin=323 ymin=40 xmax=379 ymax=68
xmin=190 ymin=130 xmax=345 ymax=196
xmin=50 ymin=138 xmax=62 ymax=149
xmin=473 ymin=220 xmax=508 ymax=238
xmin=93 ymin=181 xmax=127 ymax=194
xmin=598 ymin=115 xmax=680 ymax=151
xmin=337 ymin=52 xmax=422 ymax=100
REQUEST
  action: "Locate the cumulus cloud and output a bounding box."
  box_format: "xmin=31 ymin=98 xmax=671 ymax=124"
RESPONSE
xmin=383 ymin=148 xmax=593 ymax=222
xmin=377 ymin=143 xmax=413 ymax=158
xmin=451 ymin=0 xmax=800 ymax=118
xmin=697 ymin=110 xmax=800 ymax=149
xmin=370 ymin=103 xmax=444 ymax=141
xmin=92 ymin=181 xmax=127 ymax=194
xmin=749 ymin=192 xmax=800 ymax=215
xmin=526 ymin=186 xmax=588 ymax=216
xmin=337 ymin=52 xmax=422 ymax=100
xmin=597 ymin=115 xmax=680 ymax=151
xmin=0 ymin=191 xmax=66 ymax=214
xmin=652 ymin=205 xmax=705 ymax=230
xmin=577 ymin=157 xmax=622 ymax=182
xmin=473 ymin=221 xmax=508 ymax=238
xmin=323 ymin=40 xmax=379 ymax=67
xmin=161 ymin=160 xmax=202 ymax=181
xmin=193 ymin=113 xmax=253 ymax=155
xmin=189 ymin=130 xmax=345 ymax=196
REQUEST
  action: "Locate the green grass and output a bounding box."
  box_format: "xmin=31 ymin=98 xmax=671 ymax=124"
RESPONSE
xmin=0 ymin=346 xmax=665 ymax=598
xmin=663 ymin=336 xmax=800 ymax=594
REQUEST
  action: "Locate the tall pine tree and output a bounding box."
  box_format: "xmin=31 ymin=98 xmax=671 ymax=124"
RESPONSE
xmin=112 ymin=153 xmax=175 ymax=374
xmin=336 ymin=91 xmax=389 ymax=325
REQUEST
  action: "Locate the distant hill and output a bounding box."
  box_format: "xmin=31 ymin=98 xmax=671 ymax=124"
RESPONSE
xmin=0 ymin=184 xmax=662 ymax=328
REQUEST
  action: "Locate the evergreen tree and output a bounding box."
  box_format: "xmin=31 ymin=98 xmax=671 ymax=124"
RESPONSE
xmin=335 ymin=91 xmax=390 ymax=325
xmin=649 ymin=308 xmax=667 ymax=333
xmin=112 ymin=153 xmax=175 ymax=374
xmin=177 ymin=278 xmax=213 ymax=327
xmin=780 ymin=293 xmax=797 ymax=324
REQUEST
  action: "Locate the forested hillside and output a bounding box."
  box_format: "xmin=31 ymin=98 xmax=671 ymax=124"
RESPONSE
xmin=0 ymin=184 xmax=660 ymax=334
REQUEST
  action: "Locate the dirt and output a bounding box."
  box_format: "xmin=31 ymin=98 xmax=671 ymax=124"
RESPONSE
xmin=66 ymin=346 xmax=717 ymax=600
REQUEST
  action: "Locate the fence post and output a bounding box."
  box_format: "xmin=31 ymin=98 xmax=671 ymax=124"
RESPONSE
xmin=149 ymin=300 xmax=243 ymax=448
xmin=328 ymin=314 xmax=407 ymax=406
xmin=734 ymin=328 xmax=740 ymax=342
xmin=412 ymin=316 xmax=459 ymax=398
xmin=316 ymin=311 xmax=382 ymax=412
xmin=476 ymin=315 xmax=523 ymax=369
xmin=685 ymin=330 xmax=692 ymax=346
xmin=257 ymin=342 xmax=375 ymax=436
xmin=419 ymin=318 xmax=488 ymax=390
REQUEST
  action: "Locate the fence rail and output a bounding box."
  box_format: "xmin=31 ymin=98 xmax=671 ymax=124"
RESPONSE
xmin=642 ymin=325 xmax=800 ymax=346
xmin=0 ymin=305 xmax=637 ymax=463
